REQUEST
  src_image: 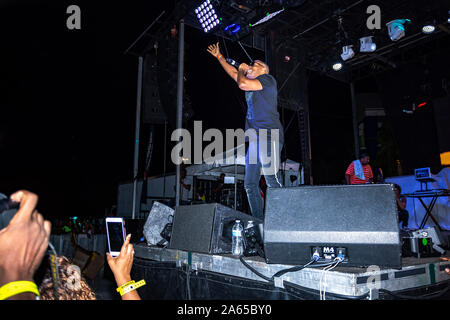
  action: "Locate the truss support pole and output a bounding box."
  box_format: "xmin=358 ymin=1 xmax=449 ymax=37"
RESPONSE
xmin=131 ymin=56 xmax=144 ymax=219
xmin=350 ymin=81 xmax=360 ymax=159
xmin=175 ymin=19 xmax=185 ymax=207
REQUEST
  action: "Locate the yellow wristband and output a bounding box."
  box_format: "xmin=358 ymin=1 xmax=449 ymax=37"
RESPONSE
xmin=216 ymin=54 xmax=223 ymax=60
xmin=118 ymin=280 xmax=146 ymax=296
xmin=0 ymin=281 xmax=40 ymax=300
xmin=116 ymin=280 xmax=135 ymax=292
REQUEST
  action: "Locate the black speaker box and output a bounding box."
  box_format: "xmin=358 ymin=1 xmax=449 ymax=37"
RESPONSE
xmin=264 ymin=184 xmax=402 ymax=268
xmin=169 ymin=203 xmax=261 ymax=254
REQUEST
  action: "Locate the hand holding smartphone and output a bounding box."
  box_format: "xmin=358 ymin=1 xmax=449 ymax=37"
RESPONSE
xmin=105 ymin=217 xmax=126 ymax=257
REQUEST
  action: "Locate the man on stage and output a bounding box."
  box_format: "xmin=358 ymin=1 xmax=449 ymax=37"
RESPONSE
xmin=207 ymin=42 xmax=284 ymax=220
xmin=345 ymin=153 xmax=374 ymax=184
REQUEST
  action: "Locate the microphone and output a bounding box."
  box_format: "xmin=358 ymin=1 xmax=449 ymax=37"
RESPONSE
xmin=226 ymin=58 xmax=241 ymax=68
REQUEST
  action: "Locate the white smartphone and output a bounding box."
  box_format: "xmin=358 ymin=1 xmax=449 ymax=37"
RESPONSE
xmin=105 ymin=217 xmax=126 ymax=257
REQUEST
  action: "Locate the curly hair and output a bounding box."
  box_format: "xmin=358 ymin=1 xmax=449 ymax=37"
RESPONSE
xmin=38 ymin=256 xmax=96 ymax=300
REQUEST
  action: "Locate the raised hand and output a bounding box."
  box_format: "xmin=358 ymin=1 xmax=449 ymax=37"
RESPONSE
xmin=0 ymin=190 xmax=51 ymax=299
xmin=106 ymin=234 xmax=141 ymax=300
xmin=107 ymin=234 xmax=134 ymax=286
xmin=207 ymin=42 xmax=221 ymax=58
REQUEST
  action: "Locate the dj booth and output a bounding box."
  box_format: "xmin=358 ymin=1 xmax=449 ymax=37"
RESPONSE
xmin=132 ymin=184 xmax=450 ymax=300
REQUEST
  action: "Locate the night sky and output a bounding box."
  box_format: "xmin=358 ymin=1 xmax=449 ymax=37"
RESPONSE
xmin=1 ymin=1 xmax=444 ymax=218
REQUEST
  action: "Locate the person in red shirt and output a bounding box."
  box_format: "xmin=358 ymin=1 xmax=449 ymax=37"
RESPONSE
xmin=345 ymin=153 xmax=374 ymax=184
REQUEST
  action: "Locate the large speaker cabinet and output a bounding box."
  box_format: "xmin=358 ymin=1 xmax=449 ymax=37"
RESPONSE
xmin=264 ymin=184 xmax=402 ymax=268
xmin=169 ymin=203 xmax=261 ymax=254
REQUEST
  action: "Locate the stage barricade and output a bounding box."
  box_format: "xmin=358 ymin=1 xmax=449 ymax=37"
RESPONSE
xmin=49 ymin=234 xmax=106 ymax=259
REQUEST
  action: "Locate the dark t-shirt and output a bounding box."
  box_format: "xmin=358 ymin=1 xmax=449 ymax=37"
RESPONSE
xmin=245 ymin=74 xmax=284 ymax=144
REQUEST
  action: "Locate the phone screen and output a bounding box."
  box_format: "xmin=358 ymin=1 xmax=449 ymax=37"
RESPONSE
xmin=107 ymin=221 xmax=125 ymax=252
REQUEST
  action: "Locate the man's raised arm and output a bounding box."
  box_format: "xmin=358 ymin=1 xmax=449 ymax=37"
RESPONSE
xmin=207 ymin=42 xmax=238 ymax=82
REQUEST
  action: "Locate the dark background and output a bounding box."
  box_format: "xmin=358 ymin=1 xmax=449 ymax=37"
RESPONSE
xmin=0 ymin=1 xmax=448 ymax=217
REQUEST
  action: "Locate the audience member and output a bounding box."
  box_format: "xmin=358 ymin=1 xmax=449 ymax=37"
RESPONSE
xmin=0 ymin=190 xmax=142 ymax=300
xmin=35 ymin=233 xmax=140 ymax=300
xmin=0 ymin=190 xmax=51 ymax=300
xmin=35 ymin=233 xmax=141 ymax=300
xmin=36 ymin=256 xmax=96 ymax=300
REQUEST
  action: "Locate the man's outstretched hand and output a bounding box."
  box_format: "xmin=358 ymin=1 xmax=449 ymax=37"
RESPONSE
xmin=207 ymin=42 xmax=221 ymax=58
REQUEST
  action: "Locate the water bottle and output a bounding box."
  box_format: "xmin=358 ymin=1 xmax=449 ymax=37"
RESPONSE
xmin=246 ymin=220 xmax=254 ymax=230
xmin=232 ymin=220 xmax=244 ymax=256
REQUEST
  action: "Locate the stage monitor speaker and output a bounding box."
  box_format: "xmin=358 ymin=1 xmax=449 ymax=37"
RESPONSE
xmin=169 ymin=203 xmax=261 ymax=254
xmin=264 ymin=184 xmax=402 ymax=268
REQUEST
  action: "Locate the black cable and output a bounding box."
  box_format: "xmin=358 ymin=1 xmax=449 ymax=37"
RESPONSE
xmin=220 ymin=34 xmax=229 ymax=58
xmin=239 ymin=256 xmax=338 ymax=283
xmin=239 ymin=256 xmax=371 ymax=300
xmin=237 ymin=41 xmax=254 ymax=64
xmin=239 ymin=256 xmax=272 ymax=282
xmin=273 ymin=261 xmax=315 ymax=279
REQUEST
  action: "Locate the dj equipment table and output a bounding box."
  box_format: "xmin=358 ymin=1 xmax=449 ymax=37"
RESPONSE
xmin=404 ymin=189 xmax=450 ymax=231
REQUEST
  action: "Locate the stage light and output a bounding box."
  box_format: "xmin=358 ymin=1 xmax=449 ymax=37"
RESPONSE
xmin=386 ymin=19 xmax=410 ymax=41
xmin=251 ymin=8 xmax=285 ymax=27
xmin=195 ymin=1 xmax=220 ymax=32
xmin=332 ymin=62 xmax=343 ymax=71
xmin=359 ymin=36 xmax=376 ymax=52
xmin=422 ymin=23 xmax=435 ymax=34
xmin=417 ymin=102 xmax=427 ymax=108
xmin=441 ymin=151 xmax=450 ymax=166
xmin=340 ymin=45 xmax=355 ymax=61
